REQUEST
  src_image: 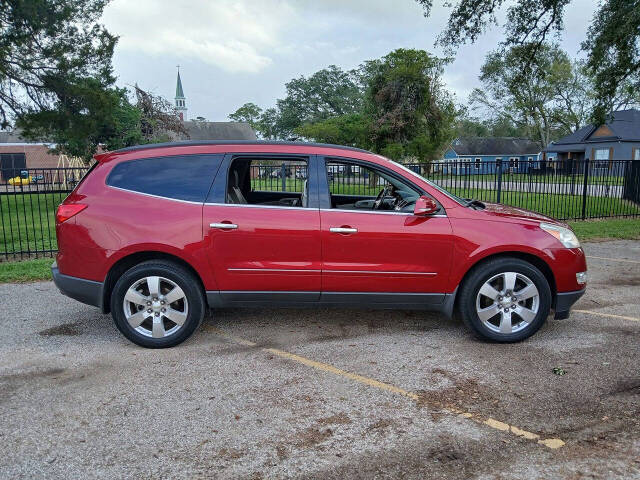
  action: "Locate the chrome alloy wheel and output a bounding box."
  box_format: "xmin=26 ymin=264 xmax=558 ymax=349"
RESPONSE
xmin=475 ymin=271 xmax=539 ymax=335
xmin=122 ymin=276 xmax=188 ymax=338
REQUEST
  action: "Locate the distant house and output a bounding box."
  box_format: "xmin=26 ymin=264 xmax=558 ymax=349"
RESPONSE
xmin=442 ymin=137 xmax=545 ymax=174
xmin=544 ymin=109 xmax=640 ymax=173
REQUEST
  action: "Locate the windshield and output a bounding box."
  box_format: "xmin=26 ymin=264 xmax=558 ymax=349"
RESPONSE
xmin=385 ymin=158 xmax=467 ymax=205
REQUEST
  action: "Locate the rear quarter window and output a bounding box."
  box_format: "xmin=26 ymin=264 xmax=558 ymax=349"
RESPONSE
xmin=106 ymin=154 xmax=223 ymax=202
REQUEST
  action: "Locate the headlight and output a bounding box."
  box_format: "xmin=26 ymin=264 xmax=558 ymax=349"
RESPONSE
xmin=540 ymin=222 xmax=581 ymax=248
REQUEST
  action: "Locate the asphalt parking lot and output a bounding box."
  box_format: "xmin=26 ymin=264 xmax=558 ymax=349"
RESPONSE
xmin=1 ymin=240 xmax=639 ymax=479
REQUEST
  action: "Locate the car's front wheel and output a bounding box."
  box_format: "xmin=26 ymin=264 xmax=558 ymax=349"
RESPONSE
xmin=458 ymin=257 xmax=551 ymax=342
xmin=110 ymin=260 xmax=205 ymax=348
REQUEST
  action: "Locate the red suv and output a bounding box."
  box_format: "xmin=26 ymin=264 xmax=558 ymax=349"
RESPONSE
xmin=53 ymin=142 xmax=587 ymax=348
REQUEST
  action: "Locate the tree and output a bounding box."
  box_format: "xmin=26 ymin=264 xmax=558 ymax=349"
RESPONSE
xmin=18 ymin=79 xmax=142 ymax=159
xmin=454 ymin=113 xmax=490 ymax=138
xmin=470 ymin=44 xmax=579 ymax=148
xmin=415 ymin=0 xmax=640 ymax=122
xmin=295 ymin=113 xmax=370 ymax=147
xmin=274 ymin=65 xmax=364 ymax=139
xmin=18 ymin=84 xmax=187 ymax=161
xmin=583 ymin=0 xmax=640 ymax=121
xmin=363 ymin=49 xmax=458 ymax=161
xmin=133 ymin=85 xmax=188 ymax=144
xmin=228 ymin=102 xmax=263 ymax=129
xmin=228 ymin=103 xmax=282 ymax=139
xmin=0 ymin=0 xmax=117 ymax=129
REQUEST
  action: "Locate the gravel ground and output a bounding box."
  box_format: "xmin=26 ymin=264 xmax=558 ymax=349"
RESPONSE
xmin=1 ymin=240 xmax=639 ymax=479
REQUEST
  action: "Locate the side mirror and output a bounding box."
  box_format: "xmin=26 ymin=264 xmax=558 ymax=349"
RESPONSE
xmin=414 ymin=196 xmax=438 ymax=216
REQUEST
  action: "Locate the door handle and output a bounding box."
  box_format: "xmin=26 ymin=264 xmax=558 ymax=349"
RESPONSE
xmin=330 ymin=227 xmax=358 ymax=234
xmin=210 ymin=222 xmax=238 ymax=230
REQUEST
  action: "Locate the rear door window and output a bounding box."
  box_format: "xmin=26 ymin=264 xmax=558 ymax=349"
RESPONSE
xmin=107 ymin=154 xmax=223 ymax=202
xmin=226 ymin=157 xmax=308 ymax=207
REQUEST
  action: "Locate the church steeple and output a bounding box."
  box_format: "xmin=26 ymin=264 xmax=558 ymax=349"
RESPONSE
xmin=175 ymin=66 xmax=187 ymax=121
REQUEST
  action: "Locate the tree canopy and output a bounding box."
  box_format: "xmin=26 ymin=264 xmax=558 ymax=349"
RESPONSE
xmin=0 ymin=0 xmax=116 ymax=129
xmin=363 ymin=49 xmax=457 ymax=160
xmin=231 ymin=49 xmax=458 ymax=162
xmin=415 ymin=0 xmax=640 ymax=122
xmin=1 ymin=0 xmax=186 ymax=161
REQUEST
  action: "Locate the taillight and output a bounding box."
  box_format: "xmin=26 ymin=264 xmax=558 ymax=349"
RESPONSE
xmin=56 ymin=204 xmax=87 ymax=223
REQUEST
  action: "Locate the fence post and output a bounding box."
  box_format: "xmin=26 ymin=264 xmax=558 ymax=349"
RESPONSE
xmin=496 ymin=159 xmax=503 ymax=204
xmin=281 ymin=163 xmax=286 ymax=192
xmin=581 ymin=158 xmax=590 ymax=220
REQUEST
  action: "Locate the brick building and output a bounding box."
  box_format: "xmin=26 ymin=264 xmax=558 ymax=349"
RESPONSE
xmin=0 ymin=131 xmax=60 ymax=181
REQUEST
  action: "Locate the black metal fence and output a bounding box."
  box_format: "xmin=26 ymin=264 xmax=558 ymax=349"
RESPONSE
xmin=413 ymin=158 xmax=640 ymax=220
xmin=1 ymin=167 xmax=89 ymax=259
xmin=2 ymin=160 xmax=639 ymax=259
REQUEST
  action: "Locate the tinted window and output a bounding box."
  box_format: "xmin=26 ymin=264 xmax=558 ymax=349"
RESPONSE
xmin=107 ymin=155 xmax=222 ymax=202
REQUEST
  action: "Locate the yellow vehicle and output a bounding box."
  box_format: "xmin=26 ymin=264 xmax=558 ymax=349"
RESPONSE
xmin=8 ymin=175 xmax=32 ymax=186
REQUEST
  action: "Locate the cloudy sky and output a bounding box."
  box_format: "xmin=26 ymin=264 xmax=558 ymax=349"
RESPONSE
xmin=101 ymin=0 xmax=599 ymax=122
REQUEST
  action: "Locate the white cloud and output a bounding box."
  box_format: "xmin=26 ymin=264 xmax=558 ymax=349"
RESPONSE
xmin=102 ymin=0 xmax=297 ymax=73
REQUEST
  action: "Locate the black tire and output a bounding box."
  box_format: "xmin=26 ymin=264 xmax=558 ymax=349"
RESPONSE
xmin=110 ymin=260 xmax=205 ymax=348
xmin=457 ymin=257 xmax=551 ymax=342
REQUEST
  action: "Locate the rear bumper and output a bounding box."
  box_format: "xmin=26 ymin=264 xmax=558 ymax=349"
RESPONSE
xmin=52 ymin=262 xmax=103 ymax=310
xmin=554 ymin=288 xmax=586 ymax=319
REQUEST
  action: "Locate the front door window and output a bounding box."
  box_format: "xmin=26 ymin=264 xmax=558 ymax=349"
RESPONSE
xmin=326 ymin=160 xmax=422 ymax=213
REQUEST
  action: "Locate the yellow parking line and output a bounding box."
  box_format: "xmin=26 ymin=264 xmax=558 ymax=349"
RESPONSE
xmin=574 ymin=309 xmax=640 ymax=322
xmin=586 ymin=255 xmax=640 ymax=264
xmin=209 ymin=327 xmax=565 ymax=449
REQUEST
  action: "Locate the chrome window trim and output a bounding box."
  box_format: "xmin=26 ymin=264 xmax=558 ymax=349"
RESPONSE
xmin=204 ymin=202 xmax=311 ymax=211
xmin=204 ymin=202 xmax=447 ymax=217
xmin=322 ymin=208 xmax=446 ymax=217
xmin=106 ymin=185 xmax=204 ymax=205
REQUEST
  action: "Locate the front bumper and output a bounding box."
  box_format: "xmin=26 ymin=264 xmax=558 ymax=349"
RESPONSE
xmin=554 ymin=288 xmax=586 ymax=319
xmin=52 ymin=262 xmax=104 ymax=309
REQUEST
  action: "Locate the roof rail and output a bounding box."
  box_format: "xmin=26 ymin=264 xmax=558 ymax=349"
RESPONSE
xmin=111 ymin=140 xmax=373 ymax=155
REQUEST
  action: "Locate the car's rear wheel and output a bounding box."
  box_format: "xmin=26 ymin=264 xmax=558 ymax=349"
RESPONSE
xmin=458 ymin=257 xmax=551 ymax=342
xmin=110 ymin=260 xmax=205 ymax=348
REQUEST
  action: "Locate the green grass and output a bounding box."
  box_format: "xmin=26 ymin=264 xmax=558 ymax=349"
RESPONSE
xmin=0 ymin=257 xmax=53 ymax=283
xmin=1 ymin=193 xmax=66 ymax=255
xmin=568 ymin=218 xmax=640 ymax=241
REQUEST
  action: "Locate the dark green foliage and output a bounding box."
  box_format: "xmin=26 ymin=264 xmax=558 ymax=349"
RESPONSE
xmin=455 ymin=115 xmax=531 ymax=138
xmin=363 ymin=49 xmax=457 ymax=161
xmin=228 ymin=103 xmax=263 ymax=130
xmin=583 ymin=0 xmax=640 ymax=123
xmin=295 ymin=113 xmax=370 ymax=148
xmin=275 ymin=65 xmax=365 ymax=140
xmin=0 ymin=0 xmax=116 ymax=129
xmin=18 ymin=79 xmax=142 ymax=159
xmin=0 ymin=1 xmax=186 ymax=160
